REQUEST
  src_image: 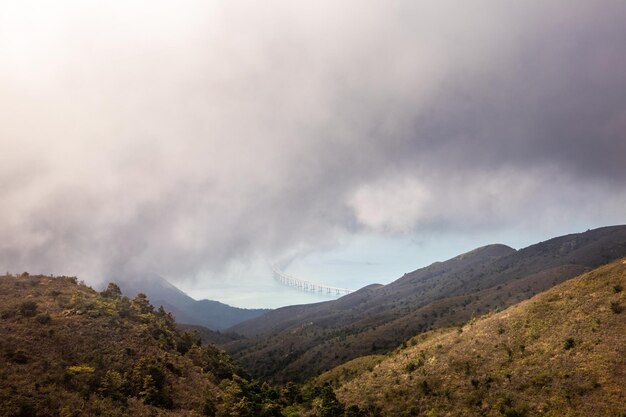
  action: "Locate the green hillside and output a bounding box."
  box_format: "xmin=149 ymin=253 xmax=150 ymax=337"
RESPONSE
xmin=324 ymin=259 xmax=626 ymax=417
xmin=0 ymin=275 xmax=283 ymax=417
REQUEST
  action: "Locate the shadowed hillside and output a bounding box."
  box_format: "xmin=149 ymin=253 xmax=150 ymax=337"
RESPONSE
xmin=328 ymin=258 xmax=626 ymax=416
xmin=177 ymin=323 xmax=245 ymax=346
xmin=224 ymin=226 xmax=626 ymax=382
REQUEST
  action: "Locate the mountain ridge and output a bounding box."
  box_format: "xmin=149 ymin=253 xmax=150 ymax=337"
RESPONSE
xmin=328 ymin=257 xmax=626 ymax=416
xmin=223 ymin=225 xmax=626 ymax=382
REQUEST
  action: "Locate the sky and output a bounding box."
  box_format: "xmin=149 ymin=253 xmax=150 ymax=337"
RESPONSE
xmin=1 ymin=1 xmax=625 ymax=308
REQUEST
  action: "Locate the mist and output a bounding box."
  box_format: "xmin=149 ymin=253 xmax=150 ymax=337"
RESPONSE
xmin=1 ymin=0 xmax=625 ymax=296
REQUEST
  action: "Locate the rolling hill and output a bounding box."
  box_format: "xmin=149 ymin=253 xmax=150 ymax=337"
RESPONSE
xmin=326 ymin=258 xmax=626 ymax=416
xmin=0 ymin=274 xmax=283 ymax=417
xmin=223 ymin=225 xmax=626 ymax=382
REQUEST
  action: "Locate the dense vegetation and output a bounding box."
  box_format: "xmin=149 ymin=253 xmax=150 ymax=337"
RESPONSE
xmin=0 ymin=274 xmax=362 ymax=417
xmin=223 ymin=226 xmax=626 ymax=382
xmin=323 ymin=259 xmax=626 ymax=416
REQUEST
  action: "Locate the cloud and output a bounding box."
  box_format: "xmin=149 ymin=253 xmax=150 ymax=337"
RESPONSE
xmin=349 ymin=177 xmax=430 ymax=233
xmin=1 ymin=0 xmax=625 ymax=286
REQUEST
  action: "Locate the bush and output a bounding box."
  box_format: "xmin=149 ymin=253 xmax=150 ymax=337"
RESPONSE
xmin=319 ymin=384 xmax=345 ymax=417
xmin=613 ymin=284 xmax=623 ymax=293
xmin=66 ymin=364 xmax=96 ymax=375
xmin=1 ymin=309 xmax=16 ymax=319
xmin=563 ymin=338 xmax=575 ymax=350
xmin=99 ymin=370 xmax=125 ymax=401
xmin=345 ymin=405 xmax=366 ymax=417
xmin=6 ymin=348 xmax=29 ymax=364
xmin=504 ymin=409 xmax=526 ymax=417
xmin=19 ymin=301 xmax=38 ymax=317
xmin=35 ymin=312 xmax=52 ymax=324
xmin=610 ymin=301 xmax=623 ymax=314
xmin=203 ymin=397 xmax=217 ymax=416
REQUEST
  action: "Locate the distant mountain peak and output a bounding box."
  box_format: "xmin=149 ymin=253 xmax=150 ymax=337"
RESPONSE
xmin=111 ymin=272 xmax=269 ymax=330
xmin=454 ymin=243 xmax=516 ymax=261
xmin=116 ymin=272 xmax=196 ymax=307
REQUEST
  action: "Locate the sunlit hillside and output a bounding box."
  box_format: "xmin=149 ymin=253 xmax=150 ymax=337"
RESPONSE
xmin=0 ymin=275 xmax=276 ymax=416
xmin=326 ymin=259 xmax=626 ymax=416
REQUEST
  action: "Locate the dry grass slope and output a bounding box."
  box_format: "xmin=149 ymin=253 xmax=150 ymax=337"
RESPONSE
xmin=332 ymin=259 xmax=626 ymax=417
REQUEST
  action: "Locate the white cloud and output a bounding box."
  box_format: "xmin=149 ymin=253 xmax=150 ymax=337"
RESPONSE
xmin=349 ymin=177 xmax=430 ymax=233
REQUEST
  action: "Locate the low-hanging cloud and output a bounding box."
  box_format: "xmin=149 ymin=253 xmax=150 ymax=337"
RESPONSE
xmin=1 ymin=0 xmax=625 ymax=285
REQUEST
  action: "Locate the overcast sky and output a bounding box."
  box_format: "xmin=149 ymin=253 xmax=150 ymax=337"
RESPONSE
xmin=1 ymin=1 xmax=625 ymax=307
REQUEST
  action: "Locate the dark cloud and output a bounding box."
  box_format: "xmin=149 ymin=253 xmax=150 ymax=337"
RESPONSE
xmin=1 ymin=0 xmax=625 ymax=286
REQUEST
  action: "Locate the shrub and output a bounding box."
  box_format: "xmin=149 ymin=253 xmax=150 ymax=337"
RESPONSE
xmin=19 ymin=301 xmax=38 ymax=317
xmin=66 ymin=364 xmax=96 ymax=375
xmin=1 ymin=309 xmax=16 ymax=319
xmin=610 ymin=301 xmax=623 ymax=314
xmin=116 ymin=297 xmax=132 ymax=318
xmin=319 ymin=384 xmax=345 ymax=417
xmin=176 ymin=330 xmax=201 ymax=355
xmin=613 ymin=284 xmax=623 ymax=293
xmin=99 ymin=370 xmax=124 ymax=400
xmin=6 ymin=348 xmax=29 ymax=364
xmin=35 ymin=312 xmax=52 ymax=324
xmin=345 ymin=405 xmax=366 ymax=417
xmin=420 ymin=380 xmax=432 ymax=395
xmin=504 ymin=409 xmax=526 ymax=417
xmin=203 ymin=397 xmax=217 ymax=416
xmin=563 ymin=338 xmax=575 ymax=350
xmin=64 ymin=276 xmax=78 ymax=285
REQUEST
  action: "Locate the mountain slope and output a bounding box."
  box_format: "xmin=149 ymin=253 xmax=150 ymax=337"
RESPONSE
xmin=224 ymin=225 xmax=626 ymax=382
xmin=329 ymin=258 xmax=626 ymax=416
xmin=118 ymin=273 xmax=269 ymax=330
xmin=0 ymin=274 xmax=276 ymax=417
xmin=118 ymin=272 xmax=195 ymax=308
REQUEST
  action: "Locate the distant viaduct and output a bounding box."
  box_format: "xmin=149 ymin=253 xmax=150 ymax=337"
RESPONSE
xmin=271 ymin=265 xmax=354 ymax=296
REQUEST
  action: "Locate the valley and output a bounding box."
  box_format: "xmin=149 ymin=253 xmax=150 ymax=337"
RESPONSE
xmin=220 ymin=226 xmax=626 ymax=383
xmin=1 ymin=226 xmax=625 ymax=416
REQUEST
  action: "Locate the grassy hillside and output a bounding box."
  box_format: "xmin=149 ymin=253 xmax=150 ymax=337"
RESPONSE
xmin=224 ymin=226 xmax=626 ymax=383
xmin=0 ymin=274 xmax=286 ymax=417
xmin=327 ymin=258 xmax=626 ymax=417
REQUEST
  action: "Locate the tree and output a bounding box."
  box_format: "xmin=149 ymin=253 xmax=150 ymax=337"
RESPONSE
xmin=99 ymin=370 xmax=124 ymax=401
xmin=131 ymin=293 xmax=154 ymax=314
xmin=101 ymin=283 xmax=122 ymax=298
xmin=319 ymin=384 xmax=345 ymax=417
